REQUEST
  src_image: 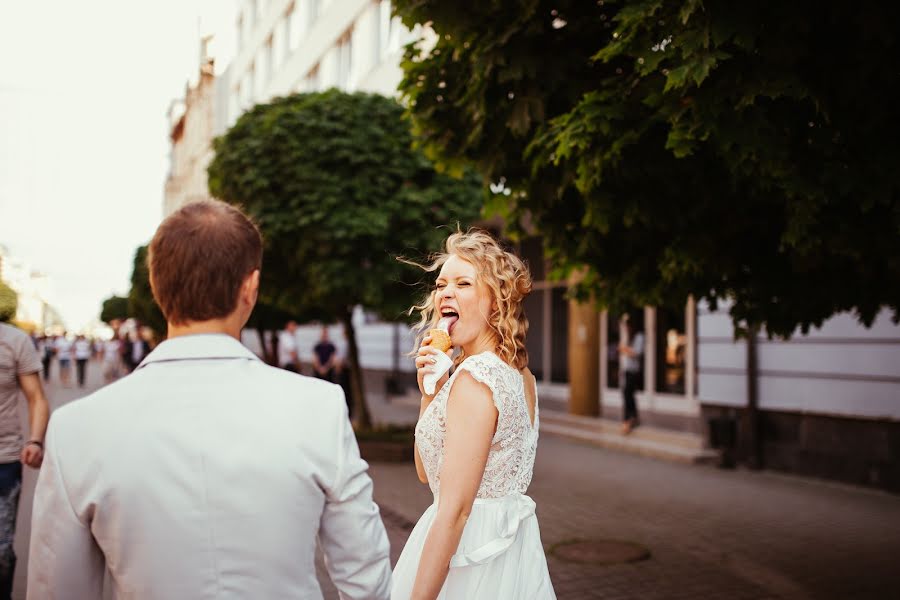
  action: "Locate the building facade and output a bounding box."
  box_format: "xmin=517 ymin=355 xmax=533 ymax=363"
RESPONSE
xmin=173 ymin=1 xmax=899 ymax=491
xmin=163 ymin=37 xmax=218 ymax=217
xmin=223 ymin=0 xmax=417 ymax=131
xmin=0 ymin=244 xmax=62 ymax=332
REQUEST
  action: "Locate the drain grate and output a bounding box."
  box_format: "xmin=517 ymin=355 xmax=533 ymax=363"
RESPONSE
xmin=549 ymin=539 xmax=651 ymax=565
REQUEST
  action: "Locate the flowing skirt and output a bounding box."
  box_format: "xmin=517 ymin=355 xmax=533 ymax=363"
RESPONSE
xmin=391 ymin=493 xmax=556 ymax=599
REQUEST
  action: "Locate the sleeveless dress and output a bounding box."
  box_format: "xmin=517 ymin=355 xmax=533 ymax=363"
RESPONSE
xmin=391 ymin=352 xmax=556 ymax=599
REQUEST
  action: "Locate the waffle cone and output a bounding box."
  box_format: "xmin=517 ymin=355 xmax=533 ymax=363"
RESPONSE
xmin=427 ymin=328 xmax=452 ymax=352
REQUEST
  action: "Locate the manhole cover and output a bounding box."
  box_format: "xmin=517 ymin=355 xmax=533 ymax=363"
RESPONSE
xmin=550 ymin=539 xmax=651 ymax=565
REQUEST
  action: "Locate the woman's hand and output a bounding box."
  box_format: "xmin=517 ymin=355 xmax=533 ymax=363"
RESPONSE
xmin=415 ymin=336 xmax=451 ymax=406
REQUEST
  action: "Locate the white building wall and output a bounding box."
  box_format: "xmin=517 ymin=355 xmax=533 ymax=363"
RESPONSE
xmin=698 ymin=303 xmax=900 ymax=420
xmin=224 ymin=0 xmax=418 ymax=128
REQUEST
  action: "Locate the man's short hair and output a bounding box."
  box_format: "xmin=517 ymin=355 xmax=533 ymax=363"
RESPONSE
xmin=149 ymin=200 xmax=262 ymax=325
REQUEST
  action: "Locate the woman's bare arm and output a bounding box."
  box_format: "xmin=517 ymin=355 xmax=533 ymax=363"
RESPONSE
xmin=409 ymin=371 xmax=497 ymax=599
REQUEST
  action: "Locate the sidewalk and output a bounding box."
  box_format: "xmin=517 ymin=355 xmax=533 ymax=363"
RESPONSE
xmin=365 ymin=381 xmax=900 ymax=599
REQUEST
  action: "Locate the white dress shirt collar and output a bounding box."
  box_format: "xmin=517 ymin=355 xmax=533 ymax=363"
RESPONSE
xmin=137 ymin=333 xmax=260 ymax=369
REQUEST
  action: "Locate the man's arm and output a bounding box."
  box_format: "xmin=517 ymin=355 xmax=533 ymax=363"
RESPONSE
xmin=17 ymin=373 xmax=49 ymax=468
xmin=27 ymin=419 xmax=104 ymax=599
xmin=319 ymin=390 xmax=391 ymax=600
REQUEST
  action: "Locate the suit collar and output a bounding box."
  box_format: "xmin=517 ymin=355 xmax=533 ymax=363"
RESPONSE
xmin=137 ymin=334 xmax=261 ymax=369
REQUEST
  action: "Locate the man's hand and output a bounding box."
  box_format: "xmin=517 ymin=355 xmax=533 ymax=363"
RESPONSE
xmin=21 ymin=442 xmax=43 ymax=468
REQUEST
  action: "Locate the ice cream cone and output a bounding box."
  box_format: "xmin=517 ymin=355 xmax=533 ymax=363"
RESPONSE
xmin=427 ymin=328 xmax=452 ymax=352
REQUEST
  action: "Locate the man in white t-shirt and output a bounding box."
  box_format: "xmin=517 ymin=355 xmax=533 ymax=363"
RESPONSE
xmin=277 ymin=320 xmax=300 ymax=372
xmin=73 ymin=335 xmax=92 ymax=388
xmin=55 ymin=334 xmax=73 ymax=387
xmin=0 ymin=322 xmax=49 ymax=597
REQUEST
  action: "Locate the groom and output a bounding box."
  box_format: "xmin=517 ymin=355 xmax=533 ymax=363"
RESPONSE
xmin=27 ymin=200 xmax=391 ymax=599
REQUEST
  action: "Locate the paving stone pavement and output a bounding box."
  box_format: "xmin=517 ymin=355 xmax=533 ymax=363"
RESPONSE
xmin=14 ymin=360 xmax=900 ymax=599
xmin=362 ymin=435 xmax=900 ymax=600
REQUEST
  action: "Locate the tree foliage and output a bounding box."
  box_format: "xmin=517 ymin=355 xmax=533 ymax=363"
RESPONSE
xmin=394 ymin=0 xmax=900 ymax=337
xmin=0 ymin=281 xmax=17 ymax=323
xmin=100 ymin=295 xmax=129 ymax=325
xmin=128 ymin=245 xmax=166 ymax=337
xmin=208 ymin=90 xmax=484 ymax=423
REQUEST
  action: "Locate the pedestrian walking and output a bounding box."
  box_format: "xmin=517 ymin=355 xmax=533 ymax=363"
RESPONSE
xmin=392 ymin=229 xmax=556 ymax=599
xmin=312 ymin=326 xmax=337 ymax=382
xmin=73 ymin=334 xmax=91 ymax=388
xmin=28 ymin=200 xmax=390 ymax=599
xmin=54 ymin=333 xmax=73 ymax=387
xmin=277 ymin=320 xmax=300 ymax=372
xmin=0 ymin=322 xmax=49 ymax=600
xmin=102 ymin=335 xmax=123 ymax=383
xmin=122 ymin=331 xmax=149 ymax=373
xmin=38 ymin=336 xmax=53 ymax=382
xmin=619 ymin=316 xmax=644 ymax=434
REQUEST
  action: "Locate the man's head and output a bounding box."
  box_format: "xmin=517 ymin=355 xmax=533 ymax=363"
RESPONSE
xmin=149 ymin=200 xmax=262 ymax=329
xmin=320 ymin=326 xmax=330 ymax=341
xmin=285 ymin=320 xmax=298 ymax=333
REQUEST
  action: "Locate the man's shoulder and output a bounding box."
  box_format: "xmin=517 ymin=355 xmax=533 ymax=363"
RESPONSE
xmin=0 ymin=322 xmax=27 ymax=343
xmin=251 ymin=362 xmax=340 ymax=393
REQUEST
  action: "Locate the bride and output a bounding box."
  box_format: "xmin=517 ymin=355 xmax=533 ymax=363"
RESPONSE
xmin=392 ymin=229 xmax=556 ymax=599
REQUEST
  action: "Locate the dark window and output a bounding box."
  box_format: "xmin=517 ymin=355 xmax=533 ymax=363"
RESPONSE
xmin=519 ymin=237 xmax=545 ymax=281
xmin=606 ymin=312 xmax=620 ymax=389
xmin=523 ymin=290 xmax=544 ymax=380
xmin=655 ymin=305 xmax=686 ymax=394
xmin=550 ymin=287 xmax=569 ymax=382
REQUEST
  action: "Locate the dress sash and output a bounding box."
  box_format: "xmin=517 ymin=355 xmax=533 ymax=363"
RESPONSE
xmin=438 ymin=493 xmax=537 ymax=568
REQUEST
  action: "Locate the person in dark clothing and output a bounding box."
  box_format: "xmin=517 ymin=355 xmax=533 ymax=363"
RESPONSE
xmin=312 ymin=327 xmax=337 ymax=383
xmin=618 ymin=317 xmax=644 ymax=435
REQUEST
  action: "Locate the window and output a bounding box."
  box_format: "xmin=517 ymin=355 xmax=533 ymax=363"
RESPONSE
xmin=305 ymin=63 xmax=320 ymax=91
xmin=255 ymin=48 xmax=267 ymax=98
xmin=655 ymin=305 xmax=686 ymax=394
xmin=523 ymin=290 xmax=545 ymax=381
xmin=379 ymin=0 xmax=401 ymax=58
xmin=280 ymin=8 xmax=292 ymax=61
xmin=519 ymin=237 xmax=545 ymax=281
xmin=264 ymin=36 xmax=274 ymax=82
xmin=245 ymin=64 xmax=255 ymax=105
xmin=550 ymin=287 xmax=569 ymax=383
xmin=336 ymin=30 xmax=353 ymax=88
xmin=289 ymin=0 xmax=306 ymax=51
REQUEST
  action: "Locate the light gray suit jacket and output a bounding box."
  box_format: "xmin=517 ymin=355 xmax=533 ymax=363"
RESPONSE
xmin=27 ymin=334 xmax=391 ymax=599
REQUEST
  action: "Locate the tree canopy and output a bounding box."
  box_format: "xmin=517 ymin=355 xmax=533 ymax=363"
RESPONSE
xmin=208 ymin=89 xmax=484 ymax=423
xmin=128 ymin=245 xmax=166 ymax=337
xmin=0 ymin=281 xmax=17 ymax=323
xmin=394 ymin=0 xmax=900 ymax=337
xmin=100 ymin=295 xmax=129 ymax=325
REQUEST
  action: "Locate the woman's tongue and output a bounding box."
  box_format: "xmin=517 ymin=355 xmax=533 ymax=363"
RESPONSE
xmin=438 ymin=315 xmax=459 ymax=333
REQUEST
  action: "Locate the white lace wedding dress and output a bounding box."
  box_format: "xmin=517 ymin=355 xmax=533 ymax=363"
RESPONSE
xmin=391 ymin=351 xmax=556 ymax=599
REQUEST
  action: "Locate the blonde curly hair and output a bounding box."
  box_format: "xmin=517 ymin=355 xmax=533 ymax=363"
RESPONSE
xmin=408 ymin=229 xmax=533 ymax=369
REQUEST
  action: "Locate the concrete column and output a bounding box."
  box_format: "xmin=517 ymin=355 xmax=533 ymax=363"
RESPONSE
xmin=567 ymin=299 xmax=600 ymax=416
xmin=644 ymin=306 xmax=656 ymax=408
xmin=685 ymin=296 xmax=696 ymax=402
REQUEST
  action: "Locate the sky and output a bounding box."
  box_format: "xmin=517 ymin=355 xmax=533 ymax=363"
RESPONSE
xmin=0 ymin=0 xmax=234 ymax=331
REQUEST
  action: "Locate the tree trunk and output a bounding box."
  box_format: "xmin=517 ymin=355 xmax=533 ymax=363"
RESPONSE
xmin=745 ymin=325 xmax=763 ymax=469
xmin=341 ymin=309 xmax=372 ymax=429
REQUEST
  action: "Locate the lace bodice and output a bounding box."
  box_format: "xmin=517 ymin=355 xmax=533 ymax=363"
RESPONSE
xmin=415 ymin=352 xmax=540 ymax=499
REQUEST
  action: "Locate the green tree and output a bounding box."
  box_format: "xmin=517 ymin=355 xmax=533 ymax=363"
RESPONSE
xmin=0 ymin=281 xmax=17 ymax=323
xmin=394 ymin=0 xmax=900 ymax=337
xmin=100 ymin=295 xmax=129 ymax=325
xmin=128 ymin=245 xmax=167 ymax=338
xmin=208 ymin=90 xmax=484 ymax=426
